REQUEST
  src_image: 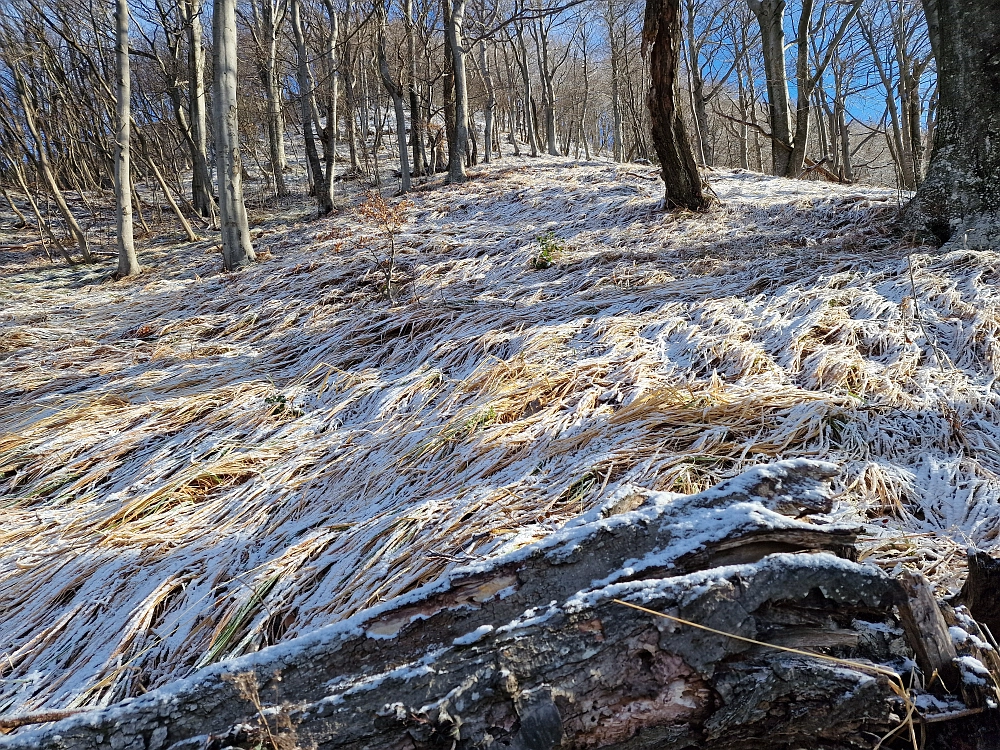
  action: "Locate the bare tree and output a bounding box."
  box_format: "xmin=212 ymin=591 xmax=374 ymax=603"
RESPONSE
xmin=115 ymin=0 xmax=140 ymax=276
xmin=446 ymin=0 xmax=471 ymax=182
xmin=213 ymin=0 xmax=256 ymax=269
xmin=376 ymin=0 xmax=413 ymax=191
xmin=644 ymin=0 xmax=709 ymax=209
xmin=247 ymin=0 xmax=290 ymax=198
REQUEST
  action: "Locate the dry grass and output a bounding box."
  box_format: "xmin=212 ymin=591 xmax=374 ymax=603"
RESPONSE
xmin=2 ymin=157 xmax=999 ymax=714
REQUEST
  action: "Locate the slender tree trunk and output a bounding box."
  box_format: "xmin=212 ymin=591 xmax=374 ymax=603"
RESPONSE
xmin=684 ymin=2 xmax=712 ymax=166
xmin=446 ymin=0 xmax=469 ymax=182
xmin=321 ymin=0 xmax=340 ymax=196
xmin=514 ymin=25 xmax=539 ymax=157
xmin=14 ymin=71 xmax=92 ymax=263
xmin=608 ymin=18 xmax=624 ymax=162
xmin=187 ymin=0 xmax=215 ymax=218
xmin=376 ymin=1 xmax=411 ymax=192
xmin=260 ymin=0 xmax=288 ymax=198
xmin=11 ymin=160 xmax=73 ymax=264
xmin=478 ymin=41 xmax=496 ymax=164
xmin=643 ymin=0 xmax=709 ymax=210
xmin=114 ymin=0 xmax=139 ymax=276
xmin=213 ymin=0 xmax=255 ymax=270
xmin=747 ymin=0 xmax=792 ymax=176
xmin=291 ymin=0 xmax=332 ymax=213
xmin=535 ymin=21 xmax=559 ymax=157
xmin=0 ymin=184 xmax=27 ymax=228
xmin=786 ymin=0 xmax=815 ymax=177
xmin=404 ymin=0 xmax=426 ymax=176
xmin=342 ymin=4 xmax=362 ymax=175
xmin=907 ymin=0 xmax=1000 ymax=247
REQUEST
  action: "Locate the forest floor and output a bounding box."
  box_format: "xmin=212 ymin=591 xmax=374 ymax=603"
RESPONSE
xmin=2 ymin=156 xmax=1000 ymax=716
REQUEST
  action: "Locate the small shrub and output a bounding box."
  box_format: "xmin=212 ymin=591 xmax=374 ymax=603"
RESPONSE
xmin=530 ymin=232 xmax=564 ymax=270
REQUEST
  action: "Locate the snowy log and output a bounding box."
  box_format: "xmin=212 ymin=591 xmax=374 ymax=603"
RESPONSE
xmin=0 ymin=460 xmax=991 ymax=749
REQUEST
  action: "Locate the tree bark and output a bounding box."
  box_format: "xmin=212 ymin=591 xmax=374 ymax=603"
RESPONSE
xmin=643 ymin=0 xmax=709 ymax=210
xmin=251 ymin=0 xmax=288 ymax=199
xmin=478 ymin=41 xmax=496 ymax=165
xmin=114 ymin=0 xmax=140 ymax=277
xmin=514 ymin=24 xmax=540 ymax=157
xmin=404 ymin=0 xmax=427 ymax=177
xmin=446 ymin=0 xmax=469 ymax=182
xmin=291 ymin=0 xmax=333 ymax=214
xmin=186 ymin=0 xmax=215 ymax=219
xmin=906 ymin=0 xmax=1000 ymax=247
xmin=4 ymin=460 xmax=997 ymax=750
xmin=12 ymin=68 xmax=93 ymax=263
xmin=376 ymin=0 xmax=411 ymax=192
xmin=747 ymin=0 xmax=792 ymax=176
xmin=212 ymin=0 xmax=255 ymax=271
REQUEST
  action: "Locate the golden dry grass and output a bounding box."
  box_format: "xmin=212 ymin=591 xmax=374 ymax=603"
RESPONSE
xmin=2 ymin=158 xmax=999 ymax=713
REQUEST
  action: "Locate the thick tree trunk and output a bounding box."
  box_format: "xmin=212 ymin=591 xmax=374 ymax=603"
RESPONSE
xmin=3 ymin=461 xmax=997 ymax=749
xmin=212 ymin=0 xmax=255 ymax=271
xmin=643 ymin=0 xmax=709 ymax=210
xmin=114 ymin=0 xmax=140 ymax=277
xmin=906 ymin=0 xmax=1000 ymax=247
xmin=748 ymin=0 xmax=792 ymax=176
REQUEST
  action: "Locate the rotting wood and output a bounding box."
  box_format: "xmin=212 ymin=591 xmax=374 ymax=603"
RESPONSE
xmin=0 ymin=460 xmax=997 ymax=750
xmin=897 ymin=569 xmax=961 ymax=690
xmin=955 ymin=549 xmax=1000 ymax=642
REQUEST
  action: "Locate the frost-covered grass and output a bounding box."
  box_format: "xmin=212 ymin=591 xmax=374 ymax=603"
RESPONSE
xmin=2 ymin=157 xmax=999 ymax=713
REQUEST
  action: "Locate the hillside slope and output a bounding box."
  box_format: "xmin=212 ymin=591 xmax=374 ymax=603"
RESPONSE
xmin=2 ymin=159 xmax=999 ymax=714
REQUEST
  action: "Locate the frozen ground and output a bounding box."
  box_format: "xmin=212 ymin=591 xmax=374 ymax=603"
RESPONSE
xmin=2 ymin=157 xmax=999 ymax=713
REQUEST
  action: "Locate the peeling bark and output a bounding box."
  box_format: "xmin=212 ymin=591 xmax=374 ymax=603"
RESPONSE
xmin=1 ymin=461 xmax=996 ymax=750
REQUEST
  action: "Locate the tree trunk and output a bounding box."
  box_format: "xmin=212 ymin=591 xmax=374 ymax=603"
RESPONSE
xmin=4 ymin=461 xmax=997 ymax=750
xmin=114 ymin=0 xmax=140 ymax=277
xmin=342 ymin=3 xmax=363 ymax=176
xmin=535 ymin=20 xmax=559 ymax=157
xmin=643 ymin=0 xmax=709 ymax=210
xmin=13 ymin=69 xmax=93 ymax=263
xmin=478 ymin=41 xmax=496 ymax=164
xmin=514 ymin=25 xmax=539 ymax=157
xmin=786 ymin=0 xmax=815 ymax=178
xmin=320 ymin=0 xmax=339 ymax=198
xmin=376 ymin=1 xmax=411 ymax=192
xmin=186 ymin=0 xmax=215 ymax=219
xmin=446 ymin=0 xmax=469 ymax=183
xmin=404 ymin=0 xmax=426 ymax=177
xmin=291 ymin=0 xmax=333 ymax=214
xmin=684 ymin=0 xmax=712 ymax=166
xmin=212 ymin=0 xmax=255 ymax=271
xmin=257 ymin=0 xmax=288 ymax=199
xmin=906 ymin=0 xmax=999 ymax=247
xmin=748 ymin=0 xmax=792 ymax=176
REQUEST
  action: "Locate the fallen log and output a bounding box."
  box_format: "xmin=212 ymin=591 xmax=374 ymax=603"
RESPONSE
xmin=1 ymin=460 xmax=996 ymax=750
